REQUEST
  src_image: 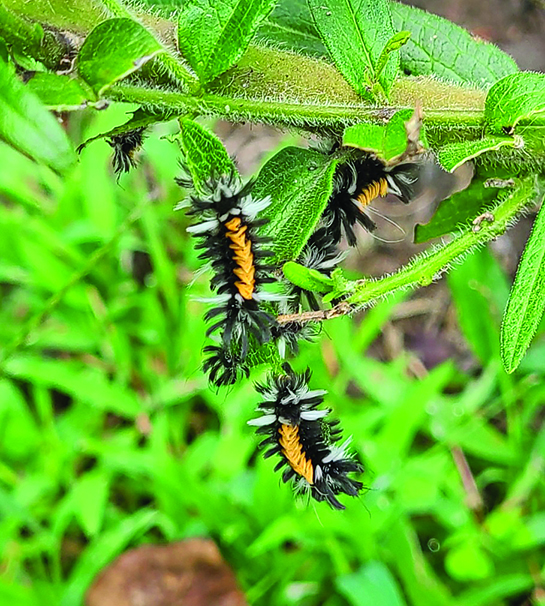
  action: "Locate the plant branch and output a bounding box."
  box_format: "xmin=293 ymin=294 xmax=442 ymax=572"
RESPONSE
xmin=277 ymin=176 xmax=539 ymax=325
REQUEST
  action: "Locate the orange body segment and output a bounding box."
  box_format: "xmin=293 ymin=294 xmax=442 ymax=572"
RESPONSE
xmin=279 ymin=424 xmax=314 ymax=484
xmin=224 ymin=216 xmax=256 ymax=300
xmin=356 ymin=178 xmax=388 ymax=208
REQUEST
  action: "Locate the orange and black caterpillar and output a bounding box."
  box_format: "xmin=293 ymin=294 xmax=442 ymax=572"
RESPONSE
xmin=324 ymin=154 xmax=421 ymax=246
xmin=249 ymin=364 xmax=363 ymax=510
xmin=180 ymin=170 xmax=281 ymax=386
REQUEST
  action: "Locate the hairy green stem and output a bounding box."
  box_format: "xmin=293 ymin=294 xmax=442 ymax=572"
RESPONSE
xmin=277 ymin=176 xmax=539 ymax=325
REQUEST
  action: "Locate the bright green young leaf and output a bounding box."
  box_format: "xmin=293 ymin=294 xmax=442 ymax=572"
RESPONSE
xmin=177 ymin=0 xmax=277 ymax=85
xmin=375 ymin=30 xmax=410 ymax=82
xmin=77 ymin=18 xmax=162 ymax=96
xmin=307 ymin=0 xmax=398 ymax=98
xmin=337 ymin=561 xmax=407 ymax=606
xmin=445 ymin=540 xmax=495 ymax=581
xmin=501 ymin=192 xmax=545 ymax=373
xmin=174 ymin=118 xmax=236 ymax=195
xmin=485 ymin=72 xmax=545 ymax=135
xmin=253 ymin=146 xmax=337 ymax=263
xmin=343 ymin=109 xmax=427 ymax=162
xmin=26 ymin=73 xmax=94 ymax=111
xmin=391 ymin=3 xmax=518 ymax=89
xmin=437 ymin=136 xmax=516 ymax=173
xmin=414 ymin=179 xmax=500 ymax=244
xmin=0 ymin=58 xmax=75 ymax=174
xmin=283 ymin=261 xmax=333 ymax=294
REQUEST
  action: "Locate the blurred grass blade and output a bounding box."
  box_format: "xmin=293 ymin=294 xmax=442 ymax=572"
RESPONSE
xmin=0 ymin=58 xmax=76 ymax=174
xmin=337 ymin=561 xmax=407 ymax=606
xmin=307 ymin=0 xmax=397 ymax=98
xmin=177 ymin=0 xmax=277 ymax=85
xmin=501 ymin=191 xmax=545 ymax=373
xmin=485 ymin=72 xmax=545 ymax=135
xmin=77 ymin=18 xmax=162 ymax=96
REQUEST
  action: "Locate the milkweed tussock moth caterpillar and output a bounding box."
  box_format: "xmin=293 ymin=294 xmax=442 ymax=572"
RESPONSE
xmin=249 ymin=364 xmax=363 ymax=510
xmin=179 ymin=169 xmax=282 ymax=386
xmin=107 ymin=127 xmax=148 ymax=177
xmin=325 ymin=154 xmax=421 ymax=246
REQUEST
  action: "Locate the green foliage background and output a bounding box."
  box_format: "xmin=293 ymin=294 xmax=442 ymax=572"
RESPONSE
xmin=1 ymin=104 xmax=544 ymax=606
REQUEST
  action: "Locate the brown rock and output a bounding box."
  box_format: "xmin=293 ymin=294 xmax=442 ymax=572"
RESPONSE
xmin=86 ymin=539 xmax=247 ymax=606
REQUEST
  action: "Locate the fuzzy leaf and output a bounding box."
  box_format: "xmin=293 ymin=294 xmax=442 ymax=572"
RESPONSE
xmin=343 ymin=109 xmax=427 ymax=162
xmin=307 ymin=0 xmax=398 ymax=98
xmin=255 ymin=0 xmax=518 ymax=88
xmin=501 ymin=192 xmax=545 ymax=373
xmin=414 ymin=179 xmax=500 ymax=244
xmin=254 ymin=147 xmax=337 ymax=263
xmin=375 ymin=30 xmax=410 ymax=82
xmin=485 ymin=72 xmax=545 ymax=135
xmin=26 ymin=73 xmax=94 ymax=111
xmin=437 ymin=136 xmax=516 ymax=173
xmin=391 ymin=3 xmax=518 ymax=88
xmin=0 ymin=58 xmax=75 ymax=173
xmin=77 ymin=18 xmax=162 ymax=96
xmin=177 ymin=0 xmax=277 ymax=85
xmin=174 ymin=118 xmax=236 ymax=195
xmin=77 ymin=108 xmax=175 ymax=153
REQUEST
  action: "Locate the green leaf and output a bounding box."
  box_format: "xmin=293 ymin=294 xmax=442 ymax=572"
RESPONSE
xmin=390 ymin=3 xmax=518 ymax=89
xmin=414 ymin=179 xmax=500 ymax=244
xmin=437 ymin=136 xmax=516 ymax=172
xmin=375 ymin=30 xmax=410 ymax=82
xmin=253 ymin=146 xmax=337 ymax=263
xmin=0 ymin=58 xmax=75 ymax=173
xmin=72 ymin=471 xmax=109 ymax=537
xmin=77 ymin=107 xmax=175 ymax=153
xmin=173 ymin=118 xmax=236 ymax=195
xmin=26 ymin=73 xmax=94 ymax=110
xmin=257 ymin=0 xmax=327 ymax=58
xmin=255 ymin=0 xmax=518 ymax=88
xmin=343 ymin=108 xmax=427 ymax=162
xmin=485 ymin=72 xmax=545 ymax=135
xmin=282 ymin=261 xmax=333 ymax=293
xmin=337 ymin=561 xmax=407 ymax=606
xmin=501 ymin=192 xmax=545 ymax=373
xmin=2 ymin=355 xmax=143 ymax=418
xmin=177 ymin=0 xmax=277 ymax=85
xmin=445 ymin=540 xmax=495 ymax=582
xmin=307 ymin=0 xmax=397 ymax=98
xmin=77 ymin=18 xmax=162 ymax=96
xmin=448 ymin=246 xmax=510 ymax=364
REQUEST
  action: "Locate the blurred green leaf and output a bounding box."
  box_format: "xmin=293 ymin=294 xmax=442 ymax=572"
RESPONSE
xmin=26 ymin=73 xmax=94 ymax=110
xmin=445 ymin=540 xmax=494 ymax=581
xmin=177 ymin=0 xmax=277 ymax=85
xmin=0 ymin=58 xmax=76 ymax=173
xmin=2 ymin=356 xmax=143 ymax=418
xmin=254 ymin=146 xmax=337 ymax=263
xmin=308 ymin=0 xmax=397 ymax=98
xmin=77 ymin=18 xmax=162 ymax=96
xmin=337 ymin=561 xmax=407 ymax=606
xmin=72 ymin=471 xmax=109 ymax=538
xmin=501 ymin=194 xmax=545 ymax=373
xmin=485 ymin=72 xmax=545 ymax=135
xmin=448 ymin=247 xmax=510 ymax=364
